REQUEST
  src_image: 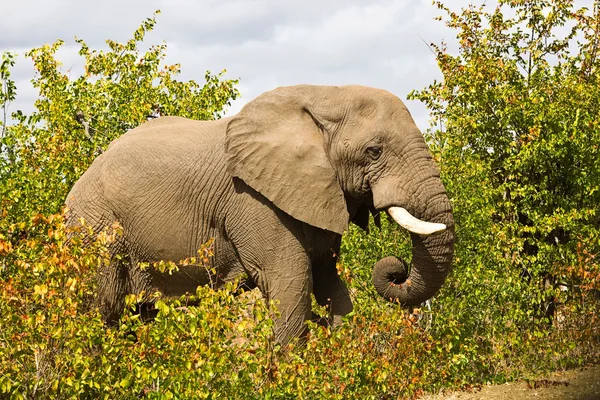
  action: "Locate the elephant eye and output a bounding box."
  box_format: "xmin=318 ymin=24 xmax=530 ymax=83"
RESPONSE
xmin=366 ymin=145 xmax=382 ymax=160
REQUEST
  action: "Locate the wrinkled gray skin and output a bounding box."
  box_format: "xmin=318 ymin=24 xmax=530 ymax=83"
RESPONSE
xmin=66 ymin=85 xmax=455 ymax=344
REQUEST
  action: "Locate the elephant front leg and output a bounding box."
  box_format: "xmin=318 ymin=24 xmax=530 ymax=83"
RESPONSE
xmin=312 ymin=263 xmax=353 ymax=328
xmin=256 ymin=258 xmax=313 ymax=345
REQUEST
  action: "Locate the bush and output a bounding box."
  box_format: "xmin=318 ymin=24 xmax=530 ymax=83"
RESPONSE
xmin=408 ymin=0 xmax=600 ymax=381
xmin=0 ymin=214 xmax=279 ymax=399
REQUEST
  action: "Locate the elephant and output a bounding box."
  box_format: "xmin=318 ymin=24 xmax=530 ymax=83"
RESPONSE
xmin=65 ymin=85 xmax=455 ymax=344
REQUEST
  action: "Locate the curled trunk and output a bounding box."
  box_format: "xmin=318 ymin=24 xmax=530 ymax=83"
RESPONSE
xmin=372 ymin=187 xmax=455 ymax=306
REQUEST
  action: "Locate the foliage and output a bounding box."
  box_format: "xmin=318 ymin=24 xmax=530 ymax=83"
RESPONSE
xmin=408 ymin=0 xmax=600 ymax=383
xmin=1 ymin=52 xmax=17 ymax=151
xmin=0 ymin=215 xmax=278 ymax=399
xmin=1 ymin=2 xmax=600 ymax=399
xmin=0 ymin=215 xmax=509 ymax=399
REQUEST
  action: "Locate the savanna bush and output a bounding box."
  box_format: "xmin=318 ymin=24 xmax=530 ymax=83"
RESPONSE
xmin=0 ymin=212 xmax=471 ymax=399
xmin=408 ymin=0 xmax=600 ymax=382
xmin=0 ymin=213 xmax=279 ymax=399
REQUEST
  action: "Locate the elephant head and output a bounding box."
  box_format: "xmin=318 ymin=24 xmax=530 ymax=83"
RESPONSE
xmin=226 ymin=85 xmax=454 ymax=306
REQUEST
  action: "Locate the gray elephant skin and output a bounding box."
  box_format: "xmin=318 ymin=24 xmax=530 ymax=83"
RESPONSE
xmin=66 ymin=85 xmax=455 ymax=344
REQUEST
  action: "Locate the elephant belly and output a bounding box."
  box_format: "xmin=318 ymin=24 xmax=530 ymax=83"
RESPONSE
xmin=148 ymin=265 xmax=215 ymax=297
xmin=129 ymin=227 xmax=247 ymax=298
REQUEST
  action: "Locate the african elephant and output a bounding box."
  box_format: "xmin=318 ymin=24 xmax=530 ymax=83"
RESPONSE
xmin=66 ymin=85 xmax=455 ymax=344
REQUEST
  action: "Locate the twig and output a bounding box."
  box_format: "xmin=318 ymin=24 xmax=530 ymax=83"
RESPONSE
xmin=417 ymin=34 xmax=437 ymax=57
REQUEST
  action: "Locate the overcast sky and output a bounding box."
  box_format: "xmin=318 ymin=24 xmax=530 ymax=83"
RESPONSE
xmin=0 ymin=0 xmax=593 ymax=130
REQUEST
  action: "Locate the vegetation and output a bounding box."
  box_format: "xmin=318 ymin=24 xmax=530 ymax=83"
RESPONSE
xmin=408 ymin=0 xmax=600 ymax=382
xmin=1 ymin=1 xmax=598 ymax=398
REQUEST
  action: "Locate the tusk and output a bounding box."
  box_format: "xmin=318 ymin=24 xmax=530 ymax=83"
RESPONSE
xmin=387 ymin=207 xmax=446 ymax=236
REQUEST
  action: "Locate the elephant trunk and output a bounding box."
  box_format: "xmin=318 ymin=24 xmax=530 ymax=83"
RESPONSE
xmin=372 ymin=178 xmax=455 ymax=306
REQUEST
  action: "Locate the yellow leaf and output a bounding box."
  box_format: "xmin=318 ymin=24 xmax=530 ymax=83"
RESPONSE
xmin=34 ymin=284 xmax=48 ymax=297
xmin=66 ymin=277 xmax=78 ymax=291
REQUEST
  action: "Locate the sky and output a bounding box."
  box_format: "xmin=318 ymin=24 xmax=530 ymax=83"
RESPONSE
xmin=0 ymin=0 xmax=593 ymax=131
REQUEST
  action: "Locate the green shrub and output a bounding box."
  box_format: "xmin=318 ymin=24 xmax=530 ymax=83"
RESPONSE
xmin=408 ymin=0 xmax=600 ymax=381
xmin=0 ymin=214 xmax=278 ymax=399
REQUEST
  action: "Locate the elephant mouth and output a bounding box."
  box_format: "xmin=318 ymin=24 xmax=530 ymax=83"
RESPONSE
xmin=386 ymin=206 xmax=446 ymax=236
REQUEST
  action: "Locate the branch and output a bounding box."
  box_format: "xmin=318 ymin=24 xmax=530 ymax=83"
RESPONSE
xmin=417 ymin=34 xmax=437 ymax=57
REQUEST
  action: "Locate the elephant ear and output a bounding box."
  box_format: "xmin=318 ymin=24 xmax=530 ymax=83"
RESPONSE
xmin=225 ymin=86 xmax=349 ymax=234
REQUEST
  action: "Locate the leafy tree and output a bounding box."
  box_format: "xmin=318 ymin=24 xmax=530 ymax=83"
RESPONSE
xmin=0 ymin=52 xmax=17 ymax=155
xmin=409 ymin=0 xmax=600 ymax=375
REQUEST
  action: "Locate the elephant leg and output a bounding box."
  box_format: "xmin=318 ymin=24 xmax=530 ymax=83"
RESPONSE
xmin=96 ymin=255 xmax=130 ymax=325
xmin=312 ymin=263 xmax=353 ymax=328
xmin=255 ymin=257 xmax=313 ymax=345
